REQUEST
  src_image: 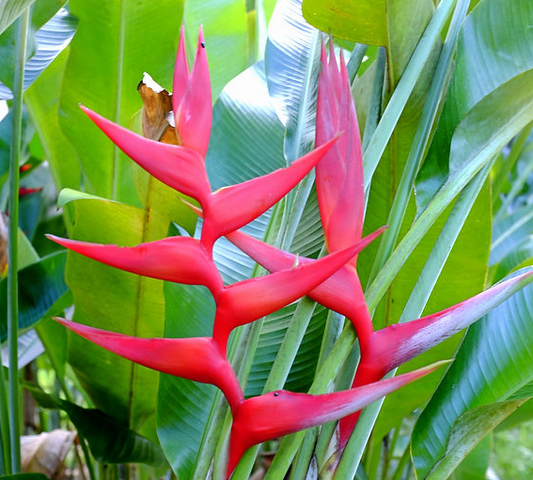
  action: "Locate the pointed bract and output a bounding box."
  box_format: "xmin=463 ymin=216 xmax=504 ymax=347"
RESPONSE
xmin=226 ymin=227 xmax=387 ymax=346
xmin=316 ymin=44 xmax=364 ymax=259
xmin=200 ymin=137 xmax=340 ymax=250
xmin=54 ymin=318 xmax=244 ymax=411
xmin=80 ymin=105 xmax=212 ymax=205
xmin=47 ymin=235 xmax=224 ymax=299
xmin=226 ymin=362 xmax=445 ymax=478
xmin=213 ymin=238 xmax=373 ymax=352
xmin=173 ymin=26 xmax=212 ymax=157
xmin=172 ymin=27 xmax=190 ymax=112
xmin=339 ymin=269 xmax=533 ymax=446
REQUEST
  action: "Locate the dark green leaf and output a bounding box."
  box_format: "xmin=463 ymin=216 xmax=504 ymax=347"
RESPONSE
xmin=27 ymin=384 xmax=167 ymax=466
xmin=0 ymin=251 xmax=67 ymax=343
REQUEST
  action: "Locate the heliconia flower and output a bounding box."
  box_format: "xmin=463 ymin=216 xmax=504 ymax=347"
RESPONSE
xmin=226 ymin=361 xmax=446 ymax=478
xmin=315 ymin=43 xmax=364 ymax=260
xmin=338 ymin=269 xmax=533 ymax=446
xmin=211 ymin=238 xmax=374 ymax=353
xmin=54 ymin=318 xmax=244 ymax=412
xmin=225 ymin=227 xmax=386 ymax=347
xmin=46 ymin=234 xmax=224 ymax=300
xmin=173 ymin=26 xmax=212 ymax=158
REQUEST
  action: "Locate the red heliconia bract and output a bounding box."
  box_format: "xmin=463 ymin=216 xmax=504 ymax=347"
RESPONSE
xmin=19 ymin=187 xmax=42 ymax=196
xmin=338 ymin=268 xmax=533 ymax=444
xmin=54 ymin=318 xmax=244 ymax=412
xmin=47 ymin=234 xmax=224 ymax=300
xmin=200 ymin=137 xmax=339 ymax=250
xmin=315 ymin=43 xmax=365 ymax=259
xmin=80 ymin=108 xmax=339 ymax=253
xmin=212 ymin=238 xmax=379 ymax=353
xmin=80 ymin=105 xmax=213 ymax=207
xmin=226 ymin=362 xmax=444 ymax=478
xmin=173 ymin=26 xmax=212 ymax=157
xmin=225 ymin=227 xmax=387 ymax=346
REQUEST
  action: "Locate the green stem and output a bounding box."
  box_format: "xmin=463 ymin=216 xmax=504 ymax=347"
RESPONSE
xmin=8 ymin=8 xmax=30 ymax=473
xmin=492 ymin=121 xmax=533 ymax=204
xmin=494 ymin=142 xmax=533 ymax=220
xmin=362 ymin=0 xmax=458 ymax=191
xmin=390 ymin=442 xmax=411 ymax=480
xmin=367 ymin=0 xmax=468 ymax=286
xmin=362 ymin=47 xmax=386 ymax=152
xmin=0 ymin=363 xmax=11 ymax=473
xmin=347 ymin=44 xmax=369 ymax=84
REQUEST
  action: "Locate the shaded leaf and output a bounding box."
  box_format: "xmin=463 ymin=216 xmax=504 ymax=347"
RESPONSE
xmin=0 ymin=8 xmax=77 ymax=100
xmin=27 ymin=385 xmax=167 ymax=466
xmin=0 ymin=251 xmax=67 ymax=343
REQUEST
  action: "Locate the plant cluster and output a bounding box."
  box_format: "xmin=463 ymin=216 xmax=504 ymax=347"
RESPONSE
xmin=46 ymin=26 xmax=533 ymax=477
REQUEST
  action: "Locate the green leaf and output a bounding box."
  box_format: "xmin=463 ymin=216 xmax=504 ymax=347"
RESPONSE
xmin=0 ymin=107 xmax=34 ymax=188
xmin=412 ymin=268 xmax=533 ymax=478
xmin=425 ymin=401 xmax=526 ymax=480
xmin=183 ymin=0 xmax=250 ymax=98
xmin=157 ymin=284 xmax=217 ymax=479
xmin=0 ymin=0 xmax=36 ymax=36
xmin=490 ymin=203 xmax=533 ymax=266
xmin=58 ymin=0 xmax=184 ymax=204
xmin=27 ymin=384 xmax=167 ymax=466
xmin=64 ymin=199 xmax=167 ymax=431
xmin=0 ymin=8 xmax=77 ymax=100
xmin=1 ymin=330 xmax=43 ymax=369
xmin=57 ymin=188 xmax=111 ymax=208
xmin=25 ymin=50 xmax=81 ymax=213
xmin=452 ymin=434 xmax=491 ymax=480
xmin=302 ymin=0 xmax=435 ymax=46
xmin=0 ymin=251 xmax=67 ymax=342
xmin=265 ymin=0 xmax=322 ymax=160
xmin=416 ymin=0 xmax=533 ymax=210
xmin=1 ymin=474 xmax=49 ymax=480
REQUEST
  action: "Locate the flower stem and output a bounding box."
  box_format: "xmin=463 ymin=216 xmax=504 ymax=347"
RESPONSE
xmin=8 ymin=8 xmax=30 ymax=473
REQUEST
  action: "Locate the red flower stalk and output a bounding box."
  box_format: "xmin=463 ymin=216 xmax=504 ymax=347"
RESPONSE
xmin=212 ymin=238 xmax=375 ymax=353
xmin=226 ymin=362 xmax=445 ymax=478
xmin=173 ymin=26 xmax=211 ymax=157
xmin=54 ymin=318 xmax=244 ymax=412
xmin=46 ymin=234 xmax=224 ymax=300
xmin=338 ymin=269 xmax=533 ymax=445
xmin=225 ymin=227 xmax=386 ymax=346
